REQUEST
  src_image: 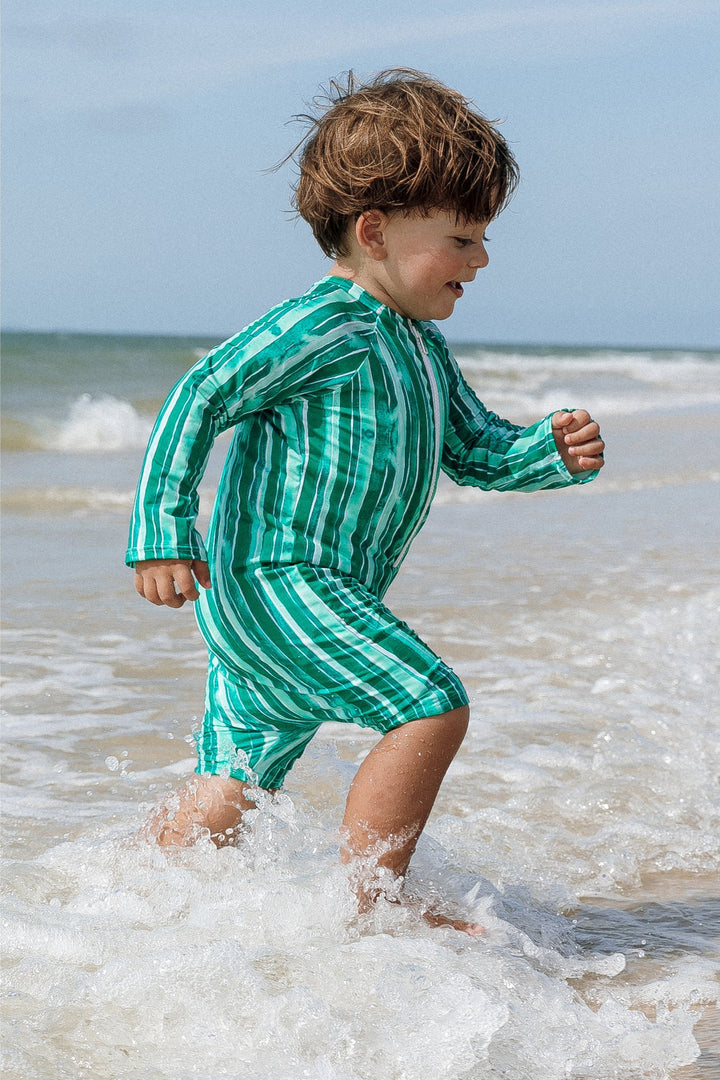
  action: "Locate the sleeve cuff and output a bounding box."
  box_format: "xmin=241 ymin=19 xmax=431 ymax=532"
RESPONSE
xmin=125 ymin=541 xmax=208 ymax=567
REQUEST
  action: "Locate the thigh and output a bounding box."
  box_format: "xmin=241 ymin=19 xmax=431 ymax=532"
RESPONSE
xmin=196 ymin=563 xmax=468 ymax=733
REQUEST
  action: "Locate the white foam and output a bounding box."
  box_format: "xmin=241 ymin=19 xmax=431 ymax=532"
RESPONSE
xmin=0 ymin=822 xmax=706 ymax=1080
xmin=453 ymin=347 xmax=720 ymax=419
xmin=47 ymin=394 xmax=153 ymax=452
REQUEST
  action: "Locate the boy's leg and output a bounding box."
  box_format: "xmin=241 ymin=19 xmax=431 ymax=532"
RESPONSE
xmin=142 ymin=773 xmax=259 ymax=847
xmin=341 ymin=705 xmax=469 ymax=891
xmin=147 ymin=707 xmax=466 ymax=853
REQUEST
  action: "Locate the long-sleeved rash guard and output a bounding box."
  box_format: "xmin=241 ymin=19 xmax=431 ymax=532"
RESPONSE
xmin=126 ymin=275 xmax=591 ymax=599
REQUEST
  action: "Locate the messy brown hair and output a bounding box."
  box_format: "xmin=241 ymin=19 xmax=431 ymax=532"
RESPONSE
xmin=289 ymin=68 xmax=519 ymax=258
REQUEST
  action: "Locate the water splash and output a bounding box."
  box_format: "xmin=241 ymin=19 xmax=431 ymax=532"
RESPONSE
xmin=48 ymin=394 xmax=153 ymax=452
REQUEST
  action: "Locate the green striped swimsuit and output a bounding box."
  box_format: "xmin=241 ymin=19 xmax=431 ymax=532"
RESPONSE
xmin=127 ymin=276 xmax=593 ymax=787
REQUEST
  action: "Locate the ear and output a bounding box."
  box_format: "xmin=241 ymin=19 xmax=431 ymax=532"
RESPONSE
xmin=355 ymin=210 xmax=389 ymax=261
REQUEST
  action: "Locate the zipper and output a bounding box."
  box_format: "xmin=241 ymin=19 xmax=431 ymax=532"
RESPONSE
xmin=393 ymin=324 xmax=443 ymax=567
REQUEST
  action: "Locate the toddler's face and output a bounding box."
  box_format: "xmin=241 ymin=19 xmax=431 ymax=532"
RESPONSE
xmin=371 ymin=209 xmax=490 ymax=322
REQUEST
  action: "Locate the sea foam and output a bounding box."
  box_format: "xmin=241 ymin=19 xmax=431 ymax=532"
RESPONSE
xmin=47 ymin=394 xmax=153 ymax=452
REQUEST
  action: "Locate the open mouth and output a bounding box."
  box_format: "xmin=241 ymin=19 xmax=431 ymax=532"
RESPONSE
xmin=447 ymin=281 xmax=464 ymax=298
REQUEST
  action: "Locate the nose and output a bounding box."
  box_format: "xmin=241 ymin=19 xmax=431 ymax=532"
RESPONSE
xmin=469 ymin=243 xmax=489 ymax=270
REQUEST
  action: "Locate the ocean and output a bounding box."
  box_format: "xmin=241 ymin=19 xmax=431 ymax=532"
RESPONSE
xmin=1 ymin=331 xmax=719 ymax=1079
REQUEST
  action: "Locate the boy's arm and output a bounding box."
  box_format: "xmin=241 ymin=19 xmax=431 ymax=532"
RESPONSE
xmin=437 ymin=343 xmax=603 ymax=491
xmin=125 ymin=372 xmax=224 ymax=568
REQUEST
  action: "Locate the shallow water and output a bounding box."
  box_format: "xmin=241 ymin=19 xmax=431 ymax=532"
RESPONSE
xmin=1 ymin=336 xmax=719 ymax=1078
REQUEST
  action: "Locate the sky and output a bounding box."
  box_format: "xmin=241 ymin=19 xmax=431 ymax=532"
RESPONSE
xmin=2 ymin=0 xmax=719 ymax=348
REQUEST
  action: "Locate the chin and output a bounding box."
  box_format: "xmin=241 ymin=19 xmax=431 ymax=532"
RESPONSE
xmin=430 ymin=304 xmax=456 ymax=321
xmin=405 ymin=296 xmax=456 ymax=321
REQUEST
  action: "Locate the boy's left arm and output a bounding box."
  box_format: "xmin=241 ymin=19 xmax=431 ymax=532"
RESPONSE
xmin=435 ymin=337 xmax=604 ymax=491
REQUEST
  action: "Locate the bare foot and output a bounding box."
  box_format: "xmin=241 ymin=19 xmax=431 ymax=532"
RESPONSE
xmin=353 ymin=873 xmax=484 ymax=936
xmin=420 ymin=908 xmax=485 ymax=936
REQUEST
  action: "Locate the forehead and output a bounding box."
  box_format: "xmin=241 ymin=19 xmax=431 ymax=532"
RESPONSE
xmin=392 ymin=208 xmax=487 ymax=235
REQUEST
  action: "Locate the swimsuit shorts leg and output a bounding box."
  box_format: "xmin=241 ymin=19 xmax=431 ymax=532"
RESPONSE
xmin=195 ymin=563 xmax=468 ymax=788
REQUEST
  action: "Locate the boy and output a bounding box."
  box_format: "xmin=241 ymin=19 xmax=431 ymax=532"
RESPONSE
xmin=127 ymin=70 xmax=604 ymax=927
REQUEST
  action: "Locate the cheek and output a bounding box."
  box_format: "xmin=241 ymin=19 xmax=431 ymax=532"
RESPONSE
xmin=415 ymin=254 xmax=456 ymax=286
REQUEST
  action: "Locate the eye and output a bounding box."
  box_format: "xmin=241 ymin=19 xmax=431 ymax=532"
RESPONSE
xmin=453 ymin=235 xmax=490 ymax=248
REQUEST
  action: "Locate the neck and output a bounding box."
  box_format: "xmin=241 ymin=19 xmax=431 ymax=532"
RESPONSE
xmin=328 ymin=258 xmax=403 ymax=315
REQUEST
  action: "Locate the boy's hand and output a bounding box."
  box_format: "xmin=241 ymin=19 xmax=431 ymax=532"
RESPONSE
xmin=551 ymin=410 xmax=605 ymax=474
xmin=134 ymin=559 xmax=211 ymax=608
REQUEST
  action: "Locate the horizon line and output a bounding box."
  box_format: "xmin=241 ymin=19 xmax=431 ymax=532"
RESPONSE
xmin=2 ymin=326 xmax=718 ymax=355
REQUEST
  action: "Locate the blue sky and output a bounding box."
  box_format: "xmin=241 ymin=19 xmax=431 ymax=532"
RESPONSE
xmin=3 ymin=0 xmax=718 ymax=347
